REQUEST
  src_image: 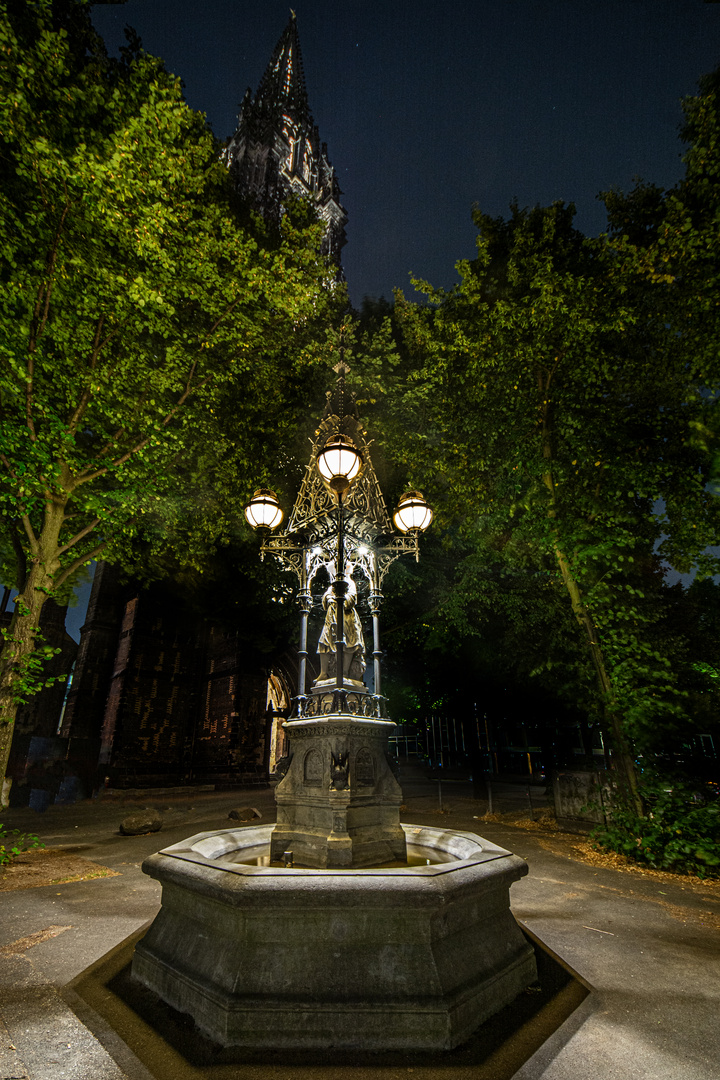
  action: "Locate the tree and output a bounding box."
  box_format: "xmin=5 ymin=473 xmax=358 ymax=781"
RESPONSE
xmin=0 ymin=0 xmax=342 ymax=799
xmin=354 ymin=194 xmax=719 ymax=815
xmin=345 ymin=73 xmax=720 ymax=841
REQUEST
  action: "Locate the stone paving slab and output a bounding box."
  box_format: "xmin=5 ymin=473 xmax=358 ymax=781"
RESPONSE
xmin=0 ymin=1010 xmax=31 ymax=1080
xmin=0 ymin=949 xmax=129 ymax=1080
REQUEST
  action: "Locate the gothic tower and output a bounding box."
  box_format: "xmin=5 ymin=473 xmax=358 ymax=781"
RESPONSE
xmin=223 ymin=12 xmax=347 ymax=263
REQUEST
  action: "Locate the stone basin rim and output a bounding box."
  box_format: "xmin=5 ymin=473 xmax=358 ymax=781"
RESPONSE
xmin=152 ymin=822 xmax=516 ymax=878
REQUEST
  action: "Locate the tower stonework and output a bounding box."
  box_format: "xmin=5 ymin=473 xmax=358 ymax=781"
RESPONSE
xmin=223 ymin=13 xmax=347 ymax=263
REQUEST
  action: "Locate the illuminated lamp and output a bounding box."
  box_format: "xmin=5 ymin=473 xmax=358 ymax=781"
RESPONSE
xmin=316 ymin=433 xmax=363 ymax=494
xmin=244 ymin=488 xmax=283 ymax=531
xmin=393 ymin=491 xmax=433 ymax=533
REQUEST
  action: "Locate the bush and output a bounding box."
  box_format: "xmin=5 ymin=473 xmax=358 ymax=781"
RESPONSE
xmin=592 ymin=774 xmax=720 ymax=879
xmin=0 ymin=824 xmax=43 ymax=867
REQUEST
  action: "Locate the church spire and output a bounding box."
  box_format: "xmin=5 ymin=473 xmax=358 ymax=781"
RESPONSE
xmin=252 ymin=11 xmax=311 ymax=130
xmin=223 ymin=13 xmax=347 ymax=264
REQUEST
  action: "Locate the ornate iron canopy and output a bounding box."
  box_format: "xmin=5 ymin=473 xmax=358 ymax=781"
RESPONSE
xmin=259 ymin=361 xmax=419 ymax=586
xmin=249 ymin=360 xmax=429 ymax=719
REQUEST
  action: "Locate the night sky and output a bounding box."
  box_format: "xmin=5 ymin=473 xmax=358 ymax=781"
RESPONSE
xmin=90 ymin=0 xmax=720 ymax=307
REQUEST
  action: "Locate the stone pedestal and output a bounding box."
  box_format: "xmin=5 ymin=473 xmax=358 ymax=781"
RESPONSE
xmin=270 ymin=715 xmax=406 ymax=868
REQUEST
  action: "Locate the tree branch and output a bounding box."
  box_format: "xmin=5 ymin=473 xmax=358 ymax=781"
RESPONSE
xmin=56 ymin=517 xmax=101 ymax=557
xmin=66 ymin=315 xmax=132 ymax=437
xmin=76 ymin=432 xmax=155 ymax=486
xmin=87 ymin=389 xmax=152 ymax=464
xmin=26 ymin=198 xmax=72 ymax=441
xmin=91 ymin=427 xmax=126 ymax=460
xmin=73 ymin=356 xmax=236 ymax=488
xmin=19 ymin=513 xmax=40 ymax=558
xmin=67 ymin=315 xmax=104 ymax=434
xmin=543 ymin=352 xmax=564 ymax=394
xmin=54 ymin=542 xmax=108 ymax=591
xmin=0 ymin=453 xmax=18 ymax=481
xmin=204 ymin=294 xmax=242 ymax=340
xmin=0 ymin=454 xmax=40 ymax=554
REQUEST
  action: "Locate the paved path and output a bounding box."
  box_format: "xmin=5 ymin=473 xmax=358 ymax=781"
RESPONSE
xmin=1 ymin=782 xmax=719 ymax=1079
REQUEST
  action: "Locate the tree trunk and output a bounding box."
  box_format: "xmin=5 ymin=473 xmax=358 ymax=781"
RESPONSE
xmin=0 ymin=502 xmax=65 ymax=806
xmin=553 ymin=542 xmax=644 ymax=817
xmin=539 ymin=386 xmax=643 ymax=817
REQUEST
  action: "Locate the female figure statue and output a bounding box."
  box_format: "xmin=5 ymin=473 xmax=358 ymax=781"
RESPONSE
xmin=316 ymin=575 xmax=365 ymax=682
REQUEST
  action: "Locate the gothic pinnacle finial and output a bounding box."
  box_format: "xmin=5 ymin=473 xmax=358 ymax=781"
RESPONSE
xmin=290 ymin=8 xmax=296 ymax=19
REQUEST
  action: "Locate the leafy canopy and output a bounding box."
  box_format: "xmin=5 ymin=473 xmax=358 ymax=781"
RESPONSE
xmin=351 ymin=179 xmax=718 ymax=765
xmin=0 ymin=0 xmax=342 ymax=594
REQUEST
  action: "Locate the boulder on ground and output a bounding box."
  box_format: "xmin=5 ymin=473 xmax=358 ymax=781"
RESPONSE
xmin=120 ymin=810 xmax=163 ymax=836
xmin=228 ymin=806 xmax=262 ymax=822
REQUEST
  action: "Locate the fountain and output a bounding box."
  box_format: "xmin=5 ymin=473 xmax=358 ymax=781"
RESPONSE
xmin=131 ymin=360 xmax=537 ymax=1051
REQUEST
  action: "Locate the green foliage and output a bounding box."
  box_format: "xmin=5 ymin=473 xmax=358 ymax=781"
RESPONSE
xmin=350 ymin=80 xmax=720 ymax=766
xmin=347 ymin=63 xmax=720 ymax=788
xmin=0 ymin=623 xmax=63 ymax=706
xmin=600 ymin=70 xmax=720 ymax=579
xmin=353 ymin=207 xmax=689 ymax=757
xmin=593 ymin=775 xmax=720 ymax=879
xmin=0 ymin=822 xmax=43 ymax=866
xmin=0 ymin=0 xmax=341 ymax=593
xmin=345 ymin=74 xmax=720 ymax=778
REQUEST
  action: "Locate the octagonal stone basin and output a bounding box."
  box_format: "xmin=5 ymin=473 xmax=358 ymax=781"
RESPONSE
xmin=132 ymin=823 xmax=537 ymax=1052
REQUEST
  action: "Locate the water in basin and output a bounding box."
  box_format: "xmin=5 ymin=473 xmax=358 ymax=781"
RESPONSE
xmin=224 ymin=843 xmax=455 ymax=867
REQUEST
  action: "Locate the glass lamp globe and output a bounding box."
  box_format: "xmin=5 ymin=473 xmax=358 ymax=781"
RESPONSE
xmin=244 ymin=488 xmax=283 ymax=531
xmin=393 ymin=491 xmax=433 ymax=533
xmin=316 ymin=434 xmax=363 ymax=494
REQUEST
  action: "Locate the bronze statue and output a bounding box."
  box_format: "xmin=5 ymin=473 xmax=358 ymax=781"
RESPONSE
xmin=316 ymin=575 xmax=365 ymax=682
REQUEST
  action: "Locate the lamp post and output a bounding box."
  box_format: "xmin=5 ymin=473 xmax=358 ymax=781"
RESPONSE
xmin=244 ymin=360 xmax=432 ymax=868
xmin=244 ymin=376 xmax=432 ymax=719
xmin=316 ymin=433 xmax=363 ymax=707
